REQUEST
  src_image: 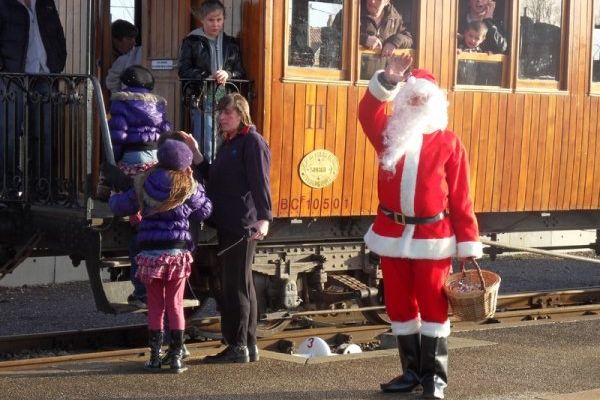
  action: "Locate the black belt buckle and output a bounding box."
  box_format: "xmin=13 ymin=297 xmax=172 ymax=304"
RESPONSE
xmin=393 ymin=212 xmax=406 ymax=225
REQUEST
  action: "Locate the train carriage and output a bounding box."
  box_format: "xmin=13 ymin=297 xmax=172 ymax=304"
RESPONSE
xmin=3 ymin=0 xmax=600 ymax=334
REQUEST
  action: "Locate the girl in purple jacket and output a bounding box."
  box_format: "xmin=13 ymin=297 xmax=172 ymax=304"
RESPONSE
xmin=109 ymin=137 xmax=212 ymax=373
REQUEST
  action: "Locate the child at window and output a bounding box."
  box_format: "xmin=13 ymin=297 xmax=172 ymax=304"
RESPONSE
xmin=458 ymin=21 xmax=489 ymax=53
xmin=109 ymin=136 xmax=212 ymax=373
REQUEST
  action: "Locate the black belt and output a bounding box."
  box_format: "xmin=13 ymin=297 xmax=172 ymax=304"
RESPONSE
xmin=139 ymin=240 xmax=188 ymax=251
xmin=379 ymin=206 xmax=448 ymax=225
xmin=123 ymin=142 xmax=158 ymax=152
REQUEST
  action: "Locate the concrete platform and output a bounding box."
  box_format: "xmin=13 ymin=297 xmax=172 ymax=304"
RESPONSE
xmin=0 ymin=318 xmax=599 ymax=400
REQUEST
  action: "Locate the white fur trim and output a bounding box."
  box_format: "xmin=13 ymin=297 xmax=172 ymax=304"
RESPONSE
xmin=400 ymin=134 xmax=422 ymax=216
xmin=391 ymin=318 xmax=421 ymax=335
xmin=111 ymin=91 xmax=167 ymax=104
xmin=368 ymin=70 xmax=401 ymax=102
xmin=364 ymin=227 xmax=457 ymax=259
xmin=421 ymin=320 xmax=451 ymax=338
xmin=457 ymin=241 xmax=484 ymax=258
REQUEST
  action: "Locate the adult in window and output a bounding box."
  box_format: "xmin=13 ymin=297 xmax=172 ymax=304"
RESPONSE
xmin=459 ymin=0 xmax=507 ymax=54
xmin=360 ymin=0 xmax=413 ymax=57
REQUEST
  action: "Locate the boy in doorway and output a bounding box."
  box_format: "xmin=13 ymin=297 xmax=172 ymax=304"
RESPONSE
xmin=178 ymin=0 xmax=245 ymax=163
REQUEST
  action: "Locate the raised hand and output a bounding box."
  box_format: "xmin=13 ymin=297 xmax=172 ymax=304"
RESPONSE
xmin=383 ymin=53 xmax=413 ymax=84
xmin=484 ymin=1 xmax=496 ymax=19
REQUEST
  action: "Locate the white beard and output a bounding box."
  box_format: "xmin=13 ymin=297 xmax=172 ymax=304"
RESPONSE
xmin=380 ymin=78 xmax=449 ymax=172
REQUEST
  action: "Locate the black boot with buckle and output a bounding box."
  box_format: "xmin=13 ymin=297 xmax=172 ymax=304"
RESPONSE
xmin=144 ymin=330 xmax=163 ymax=372
xmin=161 ymin=342 xmax=190 ymax=366
xmin=380 ymin=333 xmax=421 ymax=392
xmin=420 ymin=335 xmax=448 ymax=399
xmin=203 ymin=345 xmax=250 ymax=364
xmin=168 ymin=330 xmax=188 ymax=373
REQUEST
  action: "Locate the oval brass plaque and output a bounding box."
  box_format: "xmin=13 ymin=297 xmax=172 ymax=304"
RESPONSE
xmin=299 ymin=149 xmax=339 ymax=189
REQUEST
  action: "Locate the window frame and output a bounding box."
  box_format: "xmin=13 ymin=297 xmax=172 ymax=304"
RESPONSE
xmin=454 ymin=0 xmax=570 ymax=93
xmin=514 ymin=0 xmax=569 ymax=91
xmin=590 ymin=0 xmax=600 ymax=93
xmin=282 ymin=0 xmax=350 ymax=82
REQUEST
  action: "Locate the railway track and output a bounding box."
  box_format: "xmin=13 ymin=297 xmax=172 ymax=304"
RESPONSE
xmin=1 ymin=286 xmax=598 ymax=371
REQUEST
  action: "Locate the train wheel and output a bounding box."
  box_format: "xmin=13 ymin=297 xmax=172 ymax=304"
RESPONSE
xmin=254 ymin=272 xmax=292 ymax=338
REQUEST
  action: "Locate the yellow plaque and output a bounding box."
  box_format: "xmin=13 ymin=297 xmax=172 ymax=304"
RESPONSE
xmin=299 ymin=149 xmax=339 ymax=189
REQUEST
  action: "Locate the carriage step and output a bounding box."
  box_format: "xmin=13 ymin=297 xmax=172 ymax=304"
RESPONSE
xmin=100 ymin=257 xmax=131 ymax=269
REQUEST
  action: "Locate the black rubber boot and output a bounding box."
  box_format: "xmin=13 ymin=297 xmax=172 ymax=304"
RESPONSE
xmin=144 ymin=330 xmax=163 ymax=372
xmin=168 ymin=330 xmax=188 ymax=373
xmin=420 ymin=335 xmax=448 ymax=399
xmin=161 ymin=343 xmax=190 ymax=365
xmin=380 ymin=333 xmax=421 ymax=393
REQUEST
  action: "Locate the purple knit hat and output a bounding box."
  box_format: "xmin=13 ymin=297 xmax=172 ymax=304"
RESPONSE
xmin=157 ymin=139 xmax=193 ymax=171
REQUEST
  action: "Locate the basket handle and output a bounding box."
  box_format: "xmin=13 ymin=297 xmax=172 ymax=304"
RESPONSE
xmin=459 ymin=259 xmax=486 ymax=290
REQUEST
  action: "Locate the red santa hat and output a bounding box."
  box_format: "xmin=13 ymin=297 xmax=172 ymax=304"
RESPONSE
xmin=407 ymin=68 xmax=437 ymax=85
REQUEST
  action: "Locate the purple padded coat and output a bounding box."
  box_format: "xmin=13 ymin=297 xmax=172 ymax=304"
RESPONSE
xmin=109 ymin=169 xmax=212 ymax=250
xmin=109 ymin=87 xmax=172 ymax=161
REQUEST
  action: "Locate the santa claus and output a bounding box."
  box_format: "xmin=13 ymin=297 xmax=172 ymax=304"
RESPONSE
xmin=358 ymin=54 xmax=483 ymax=399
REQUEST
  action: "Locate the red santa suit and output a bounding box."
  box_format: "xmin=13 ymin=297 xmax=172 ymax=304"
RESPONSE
xmin=359 ymin=69 xmax=483 ymax=339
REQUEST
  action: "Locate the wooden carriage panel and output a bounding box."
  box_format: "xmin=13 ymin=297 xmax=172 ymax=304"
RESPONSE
xmin=578 ymin=97 xmax=592 ymax=207
xmin=491 ymin=93 xmax=508 ymax=212
xmin=331 ymin=86 xmax=349 ymax=217
xmin=320 ymin=86 xmax=339 ymax=217
xmin=342 ymin=87 xmax=359 ymax=216
xmin=300 ymin=84 xmax=316 ymax=217
xmin=548 ymin=96 xmax=565 ymax=210
xmin=540 ymin=96 xmax=557 ymax=210
xmin=288 ymin=83 xmax=307 ymax=218
xmin=534 ymin=95 xmax=551 ymax=211
xmin=585 ymin=97 xmax=600 ymax=208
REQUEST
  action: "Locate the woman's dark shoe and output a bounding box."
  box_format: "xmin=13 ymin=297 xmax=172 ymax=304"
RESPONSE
xmin=203 ymin=345 xmax=249 ymax=364
xmin=249 ymin=344 xmax=259 ymax=362
xmin=161 ymin=343 xmax=190 ymax=365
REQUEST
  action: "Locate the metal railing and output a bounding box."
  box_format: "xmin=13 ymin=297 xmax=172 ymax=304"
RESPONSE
xmin=179 ymin=78 xmax=253 ymax=162
xmin=0 ymin=73 xmax=111 ymax=208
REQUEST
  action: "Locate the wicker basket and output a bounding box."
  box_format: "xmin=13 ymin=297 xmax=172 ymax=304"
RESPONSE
xmin=444 ymin=260 xmax=501 ymax=322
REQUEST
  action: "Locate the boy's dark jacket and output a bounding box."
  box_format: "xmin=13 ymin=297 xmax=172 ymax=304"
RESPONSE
xmin=178 ymin=30 xmax=245 ymax=80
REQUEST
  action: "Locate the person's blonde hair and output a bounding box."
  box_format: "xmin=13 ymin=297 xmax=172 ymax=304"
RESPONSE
xmin=134 ymin=131 xmax=198 ymax=215
xmin=216 ymin=93 xmax=253 ymax=129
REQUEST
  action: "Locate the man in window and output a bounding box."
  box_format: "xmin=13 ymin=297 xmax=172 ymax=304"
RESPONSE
xmin=459 ymin=0 xmax=507 ymax=54
xmin=360 ymin=0 xmax=413 ymax=56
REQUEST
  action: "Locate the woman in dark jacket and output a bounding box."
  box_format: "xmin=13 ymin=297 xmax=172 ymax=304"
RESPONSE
xmin=192 ymin=93 xmax=271 ymax=364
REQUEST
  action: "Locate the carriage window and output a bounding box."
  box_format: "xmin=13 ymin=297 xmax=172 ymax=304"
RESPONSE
xmin=592 ymin=1 xmax=600 ymax=84
xmin=287 ymin=0 xmax=344 ymax=70
xmin=358 ymin=0 xmax=416 ymax=81
xmin=456 ymin=0 xmax=509 ymax=87
xmin=518 ymin=0 xmax=563 ymax=82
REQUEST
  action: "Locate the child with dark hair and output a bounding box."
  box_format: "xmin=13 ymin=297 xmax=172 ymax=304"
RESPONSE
xmin=109 ymin=138 xmax=212 ymax=373
xmin=105 ymin=65 xmax=172 ymax=308
xmin=458 ymin=20 xmax=489 ymax=53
